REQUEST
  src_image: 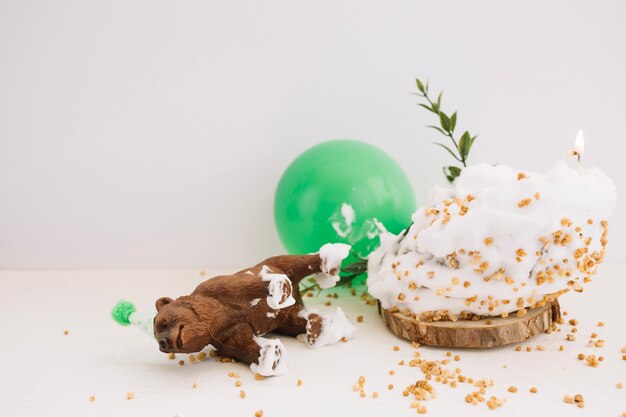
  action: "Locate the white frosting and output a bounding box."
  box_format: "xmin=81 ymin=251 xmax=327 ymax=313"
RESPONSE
xmin=129 ymin=311 xmax=156 ymax=339
xmin=368 ymin=162 xmax=616 ymax=317
xmin=315 ymin=243 xmax=351 ymax=289
xmin=249 ymin=298 xmax=261 ymax=307
xmin=250 ymin=337 xmax=288 ymax=376
xmin=331 ymin=203 xmax=356 ymax=238
xmin=298 ymin=307 xmax=356 ymax=348
xmin=260 ymin=266 xmax=296 ymax=309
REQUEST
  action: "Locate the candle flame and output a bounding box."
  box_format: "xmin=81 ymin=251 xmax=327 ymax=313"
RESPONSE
xmin=570 ymin=129 xmax=584 ymax=163
xmin=574 ymin=129 xmax=584 ymax=155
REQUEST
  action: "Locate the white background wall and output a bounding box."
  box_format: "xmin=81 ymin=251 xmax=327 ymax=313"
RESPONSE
xmin=1 ymin=0 xmax=624 ymax=269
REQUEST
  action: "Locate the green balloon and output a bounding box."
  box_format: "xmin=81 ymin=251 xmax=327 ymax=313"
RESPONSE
xmin=274 ymin=140 xmax=416 ymax=259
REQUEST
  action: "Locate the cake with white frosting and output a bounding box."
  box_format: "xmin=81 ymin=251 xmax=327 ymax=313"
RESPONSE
xmin=367 ymin=161 xmax=616 ymax=321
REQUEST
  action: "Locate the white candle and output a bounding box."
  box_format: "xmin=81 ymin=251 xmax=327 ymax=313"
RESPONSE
xmin=367 ymin=160 xmax=616 ymax=319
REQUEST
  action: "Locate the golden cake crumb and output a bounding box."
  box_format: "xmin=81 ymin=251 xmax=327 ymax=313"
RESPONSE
xmin=357 ymin=315 xmax=364 ymax=323
xmin=167 ymin=352 xmax=176 ymax=360
xmin=373 ymin=391 xmax=379 ymax=398
xmin=89 ymin=395 xmax=95 ymax=402
xmin=574 ymin=394 xmax=585 ymax=408
xmin=63 ymin=330 xmax=69 ymax=335
xmin=255 ymin=410 xmax=263 ymax=417
xmin=239 ymin=390 xmax=246 ymax=399
xmin=529 ymin=387 xmax=538 ymax=394
xmin=297 ymin=379 xmax=302 ymax=386
xmin=518 ymin=198 xmax=532 ymax=208
xmin=617 ymin=382 xmax=623 ymax=389
xmin=192 ymin=381 xmax=198 ymax=389
xmin=393 ymin=346 xmax=400 ymax=351
xmin=178 ymin=360 xmax=185 ymax=366
xmin=388 ymin=384 xmax=394 ymax=390
xmin=126 ymin=392 xmax=135 ymax=400
xmin=563 ymin=394 xmax=574 ymax=404
xmin=597 ymin=321 xmax=604 ymax=327
xmin=254 ymin=374 xmax=266 ymax=381
xmin=508 ymin=386 xmax=517 ymax=393
xmin=235 ymin=380 xmax=242 ymax=387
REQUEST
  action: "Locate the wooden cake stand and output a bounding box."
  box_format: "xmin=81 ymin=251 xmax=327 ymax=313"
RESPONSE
xmin=378 ymin=300 xmax=561 ymax=348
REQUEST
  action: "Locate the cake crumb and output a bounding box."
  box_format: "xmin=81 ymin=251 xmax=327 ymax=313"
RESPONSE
xmin=192 ymin=381 xmax=198 ymax=389
xmin=616 ymin=382 xmax=623 ymax=389
xmin=388 ymin=384 xmax=394 ymax=390
xmin=573 ymin=394 xmax=585 ymax=408
xmin=178 ymin=360 xmax=185 ymax=366
xmin=357 ymin=315 xmax=364 ymax=323
xmin=393 ymin=346 xmax=400 ymax=351
xmin=63 ymin=330 xmax=69 ymax=335
xmin=240 ymin=390 xmax=246 ymax=399
xmin=255 ymin=410 xmax=263 ymax=417
xmin=89 ymin=395 xmax=95 ymax=402
xmin=167 ymin=352 xmax=176 ymax=360
xmin=529 ymin=387 xmax=538 ymax=394
xmin=126 ymin=392 xmax=135 ymax=400
xmin=507 ymin=386 xmax=517 ymax=393
xmin=297 ymin=379 xmax=302 ymax=386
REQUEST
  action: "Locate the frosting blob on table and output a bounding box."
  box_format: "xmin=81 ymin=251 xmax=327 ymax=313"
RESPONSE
xmin=367 ymin=161 xmax=617 ymax=319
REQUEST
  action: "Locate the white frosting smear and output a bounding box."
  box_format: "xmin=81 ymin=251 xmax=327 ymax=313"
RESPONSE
xmin=315 ymin=243 xmax=351 ymax=289
xmin=260 ymin=266 xmax=296 ymax=309
xmin=298 ymin=307 xmax=356 ymax=348
xmin=250 ymin=337 xmax=288 ymax=376
xmin=367 ymin=162 xmax=616 ymax=318
xmin=331 ymin=203 xmax=356 ymax=238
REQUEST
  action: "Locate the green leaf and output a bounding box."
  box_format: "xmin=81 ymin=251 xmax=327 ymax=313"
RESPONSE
xmin=418 ymin=103 xmax=437 ymax=114
xmin=342 ymin=260 xmax=368 ymax=275
xmin=459 ymin=131 xmax=472 ymax=159
xmin=442 ymin=167 xmax=454 ymax=183
xmin=431 ymin=102 xmax=439 ymax=113
xmin=416 ymin=79 xmax=425 ymax=94
xmin=449 ymin=112 xmax=457 ymax=132
xmin=437 ymin=91 xmax=443 ymax=108
xmin=433 ymin=142 xmax=462 ymax=162
xmin=439 ymin=112 xmax=451 ymax=132
xmin=427 ymin=125 xmax=447 ymax=135
xmin=471 ymin=134 xmax=478 ymax=145
xmin=425 ymin=80 xmax=430 ymax=93
xmin=448 ymin=166 xmax=462 ymax=177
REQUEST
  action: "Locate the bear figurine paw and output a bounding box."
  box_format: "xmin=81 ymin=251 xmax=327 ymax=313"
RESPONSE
xmin=315 ymin=243 xmax=351 ymax=289
xmin=259 ymin=266 xmax=295 ymax=309
xmin=298 ymin=307 xmax=356 ymax=349
xmin=250 ymin=336 xmax=288 ymax=376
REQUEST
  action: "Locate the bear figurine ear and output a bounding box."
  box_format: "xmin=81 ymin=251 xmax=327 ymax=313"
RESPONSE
xmin=156 ymin=297 xmax=174 ymax=311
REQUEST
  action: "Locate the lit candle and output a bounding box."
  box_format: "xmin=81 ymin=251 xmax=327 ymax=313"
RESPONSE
xmin=571 ymin=129 xmax=585 ymax=165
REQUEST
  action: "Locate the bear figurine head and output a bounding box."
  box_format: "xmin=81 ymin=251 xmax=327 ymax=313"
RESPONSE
xmin=153 ymin=296 xmax=215 ymax=354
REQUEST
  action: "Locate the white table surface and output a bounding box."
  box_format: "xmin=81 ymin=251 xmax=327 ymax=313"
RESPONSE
xmin=1 ymin=264 xmax=624 ymax=417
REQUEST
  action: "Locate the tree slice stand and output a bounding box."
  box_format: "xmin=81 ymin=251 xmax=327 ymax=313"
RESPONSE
xmin=378 ymin=300 xmax=561 ymax=348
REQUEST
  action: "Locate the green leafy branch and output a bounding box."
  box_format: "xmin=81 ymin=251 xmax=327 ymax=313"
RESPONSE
xmin=414 ymin=78 xmax=478 ymax=183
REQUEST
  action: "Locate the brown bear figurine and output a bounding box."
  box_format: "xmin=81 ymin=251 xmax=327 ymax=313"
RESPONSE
xmin=152 ymin=243 xmax=355 ymax=376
